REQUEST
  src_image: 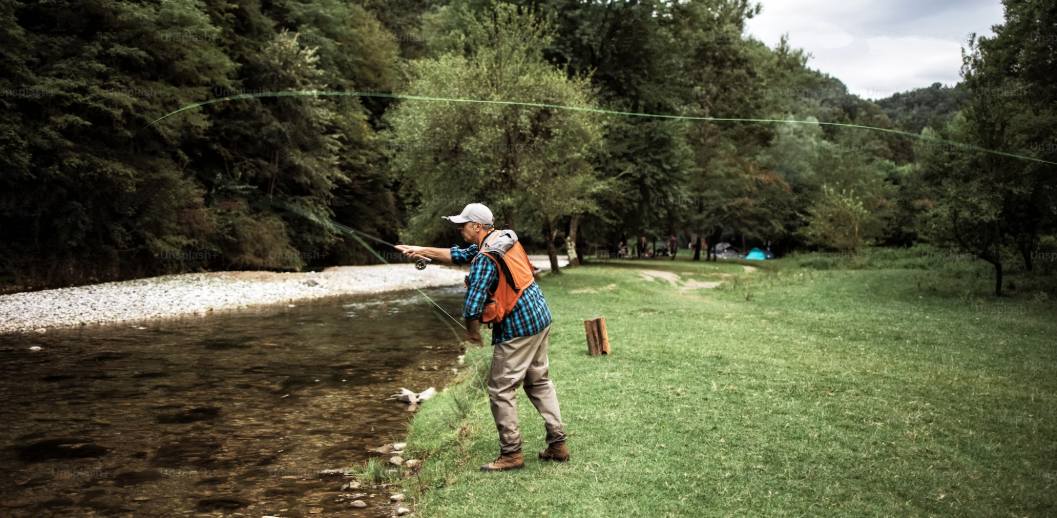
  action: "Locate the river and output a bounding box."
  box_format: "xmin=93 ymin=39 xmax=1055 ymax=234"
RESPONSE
xmin=0 ymin=286 xmax=466 ymax=517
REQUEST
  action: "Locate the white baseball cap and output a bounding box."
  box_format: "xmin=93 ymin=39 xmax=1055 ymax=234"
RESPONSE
xmin=442 ymin=203 xmax=493 ymax=225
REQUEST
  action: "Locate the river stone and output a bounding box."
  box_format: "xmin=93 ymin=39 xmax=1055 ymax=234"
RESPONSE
xmin=390 ymin=493 xmax=405 ymax=502
xmin=388 ymin=455 xmax=404 ymax=466
xmin=351 ymin=500 xmax=367 ymax=508
xmin=396 ymin=506 xmax=411 ymax=515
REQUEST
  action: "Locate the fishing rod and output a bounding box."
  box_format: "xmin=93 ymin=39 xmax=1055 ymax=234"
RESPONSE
xmin=284 ymin=206 xmax=466 ymax=336
xmin=336 ymin=224 xmax=433 ymax=271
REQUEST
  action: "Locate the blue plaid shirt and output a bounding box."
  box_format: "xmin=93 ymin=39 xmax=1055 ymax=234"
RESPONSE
xmin=450 ymin=243 xmax=552 ymax=345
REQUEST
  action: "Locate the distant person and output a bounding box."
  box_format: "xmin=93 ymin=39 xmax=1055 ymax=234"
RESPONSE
xmin=668 ymin=234 xmax=678 ymax=260
xmin=396 ymin=203 xmax=569 ymax=472
xmin=617 ymin=240 xmax=628 ymax=258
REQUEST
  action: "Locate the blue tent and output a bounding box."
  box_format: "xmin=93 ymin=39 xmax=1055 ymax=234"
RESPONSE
xmin=745 ymin=247 xmax=768 ymax=261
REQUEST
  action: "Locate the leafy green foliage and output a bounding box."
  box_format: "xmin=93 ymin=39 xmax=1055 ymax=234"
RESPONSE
xmin=915 ymin=0 xmax=1057 ymax=295
xmin=388 ymin=2 xmax=604 ymax=270
xmin=0 ymin=0 xmax=402 ymax=287
xmin=800 ymin=185 xmax=873 ymax=252
xmin=1 ymin=0 xmax=1052 ymax=293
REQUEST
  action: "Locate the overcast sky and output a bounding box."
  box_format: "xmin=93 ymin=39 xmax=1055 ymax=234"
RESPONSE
xmin=744 ymin=0 xmax=1005 ymax=99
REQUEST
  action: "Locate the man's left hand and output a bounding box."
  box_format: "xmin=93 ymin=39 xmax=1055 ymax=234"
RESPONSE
xmin=465 ymin=319 xmax=483 ymax=345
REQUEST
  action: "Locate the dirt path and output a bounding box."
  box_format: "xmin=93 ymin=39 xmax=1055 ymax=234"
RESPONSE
xmin=636 ymin=267 xmax=752 ymax=292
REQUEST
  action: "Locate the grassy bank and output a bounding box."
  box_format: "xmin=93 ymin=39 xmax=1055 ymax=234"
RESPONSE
xmin=399 ymin=252 xmax=1057 ymax=516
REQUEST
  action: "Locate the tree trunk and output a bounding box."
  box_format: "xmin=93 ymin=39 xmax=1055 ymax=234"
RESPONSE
xmin=583 ymin=317 xmax=611 ymax=356
xmin=545 ymin=220 xmax=561 ymax=275
xmin=567 ymin=215 xmax=582 ymax=266
xmin=993 ymin=260 xmax=1003 ymax=297
xmin=693 ymin=235 xmax=702 ymax=261
xmin=1018 ymin=242 xmax=1034 ymax=272
xmin=708 ymin=226 xmax=723 ymax=262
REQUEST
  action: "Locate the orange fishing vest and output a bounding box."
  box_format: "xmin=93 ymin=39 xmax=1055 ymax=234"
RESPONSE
xmin=465 ymin=231 xmax=537 ymax=324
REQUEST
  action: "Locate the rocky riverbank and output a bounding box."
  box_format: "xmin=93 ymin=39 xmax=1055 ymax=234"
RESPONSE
xmin=0 ymin=264 xmax=466 ymax=334
xmin=0 ymin=255 xmax=567 ymax=335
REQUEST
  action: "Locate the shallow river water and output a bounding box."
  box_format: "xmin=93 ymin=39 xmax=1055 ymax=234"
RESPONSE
xmin=0 ymin=286 xmax=466 ymax=517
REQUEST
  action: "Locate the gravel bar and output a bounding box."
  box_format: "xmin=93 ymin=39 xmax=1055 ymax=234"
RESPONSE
xmin=0 ymin=255 xmax=567 ymax=335
xmin=0 ymin=264 xmax=467 ymax=335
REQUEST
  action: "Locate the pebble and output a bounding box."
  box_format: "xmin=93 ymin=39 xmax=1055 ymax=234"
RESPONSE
xmin=351 ymin=500 xmax=367 ymax=508
xmin=0 ymin=264 xmax=470 ymax=334
xmin=404 ymin=459 xmax=421 ymax=469
xmin=390 ymin=494 xmax=405 ymax=502
xmin=393 ymin=442 xmax=406 ymax=451
xmin=28 ymin=346 xmax=42 ymax=351
xmin=388 ymin=455 xmax=404 ymax=466
xmin=396 ymin=506 xmax=411 ymax=515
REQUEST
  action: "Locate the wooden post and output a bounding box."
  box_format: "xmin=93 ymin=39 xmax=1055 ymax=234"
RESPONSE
xmin=584 ymin=317 xmax=611 ymax=356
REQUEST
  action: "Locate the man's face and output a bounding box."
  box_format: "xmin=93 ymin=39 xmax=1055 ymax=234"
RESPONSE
xmin=459 ymin=222 xmax=481 ymax=243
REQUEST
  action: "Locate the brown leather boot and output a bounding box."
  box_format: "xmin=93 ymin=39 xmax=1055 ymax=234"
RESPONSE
xmin=538 ymin=441 xmax=569 ymax=462
xmin=480 ymin=451 xmax=524 ymax=472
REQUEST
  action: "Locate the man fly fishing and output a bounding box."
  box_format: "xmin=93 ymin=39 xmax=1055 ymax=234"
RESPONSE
xmin=395 ymin=203 xmax=569 ymax=471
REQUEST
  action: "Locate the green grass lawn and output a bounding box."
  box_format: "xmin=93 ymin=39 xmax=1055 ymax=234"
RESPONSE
xmin=400 ymin=254 xmax=1057 ymax=517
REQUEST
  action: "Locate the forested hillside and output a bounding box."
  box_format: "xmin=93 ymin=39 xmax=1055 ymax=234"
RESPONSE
xmin=1 ymin=0 xmax=1053 ymax=295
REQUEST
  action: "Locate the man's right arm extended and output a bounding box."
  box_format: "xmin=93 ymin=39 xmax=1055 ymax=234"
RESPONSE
xmin=394 ymin=245 xmax=454 ymax=265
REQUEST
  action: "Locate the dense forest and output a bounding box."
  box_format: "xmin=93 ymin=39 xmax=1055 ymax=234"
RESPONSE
xmin=1 ymin=0 xmax=1054 ymax=295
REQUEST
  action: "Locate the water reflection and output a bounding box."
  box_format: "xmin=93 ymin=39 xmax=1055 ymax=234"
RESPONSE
xmin=0 ymin=286 xmax=465 ymax=517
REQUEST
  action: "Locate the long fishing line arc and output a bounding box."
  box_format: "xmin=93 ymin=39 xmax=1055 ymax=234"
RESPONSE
xmin=144 ymin=90 xmax=1057 ymax=167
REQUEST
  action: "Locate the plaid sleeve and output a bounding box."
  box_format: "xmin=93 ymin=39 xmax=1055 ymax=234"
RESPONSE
xmin=450 ymin=244 xmax=479 ymax=266
xmin=463 ymin=255 xmax=496 ymax=320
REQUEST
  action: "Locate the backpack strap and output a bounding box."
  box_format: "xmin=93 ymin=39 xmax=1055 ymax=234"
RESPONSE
xmin=483 ymin=251 xmax=519 ymax=293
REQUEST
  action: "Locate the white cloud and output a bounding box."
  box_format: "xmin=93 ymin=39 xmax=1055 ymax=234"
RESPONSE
xmin=745 ymin=0 xmax=1004 ymax=99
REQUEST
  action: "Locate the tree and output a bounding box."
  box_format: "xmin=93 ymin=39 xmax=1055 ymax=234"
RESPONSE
xmin=800 ymin=186 xmax=872 ymax=253
xmin=917 ymin=119 xmax=1011 ymax=296
xmin=389 ymin=2 xmax=604 ymax=273
xmin=917 ymin=0 xmax=1057 ymax=295
xmin=0 ymin=0 xmax=234 ymax=285
xmin=539 ymin=0 xmax=699 ymax=254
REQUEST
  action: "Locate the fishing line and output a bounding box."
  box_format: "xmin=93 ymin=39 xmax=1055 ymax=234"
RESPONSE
xmin=145 ymin=89 xmax=1057 ymax=167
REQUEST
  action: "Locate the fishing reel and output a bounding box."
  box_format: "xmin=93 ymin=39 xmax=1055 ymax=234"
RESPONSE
xmin=415 ymin=257 xmax=432 ymax=270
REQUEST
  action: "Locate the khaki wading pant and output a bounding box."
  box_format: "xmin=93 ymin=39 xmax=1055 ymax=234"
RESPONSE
xmin=487 ymin=324 xmax=567 ymax=454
